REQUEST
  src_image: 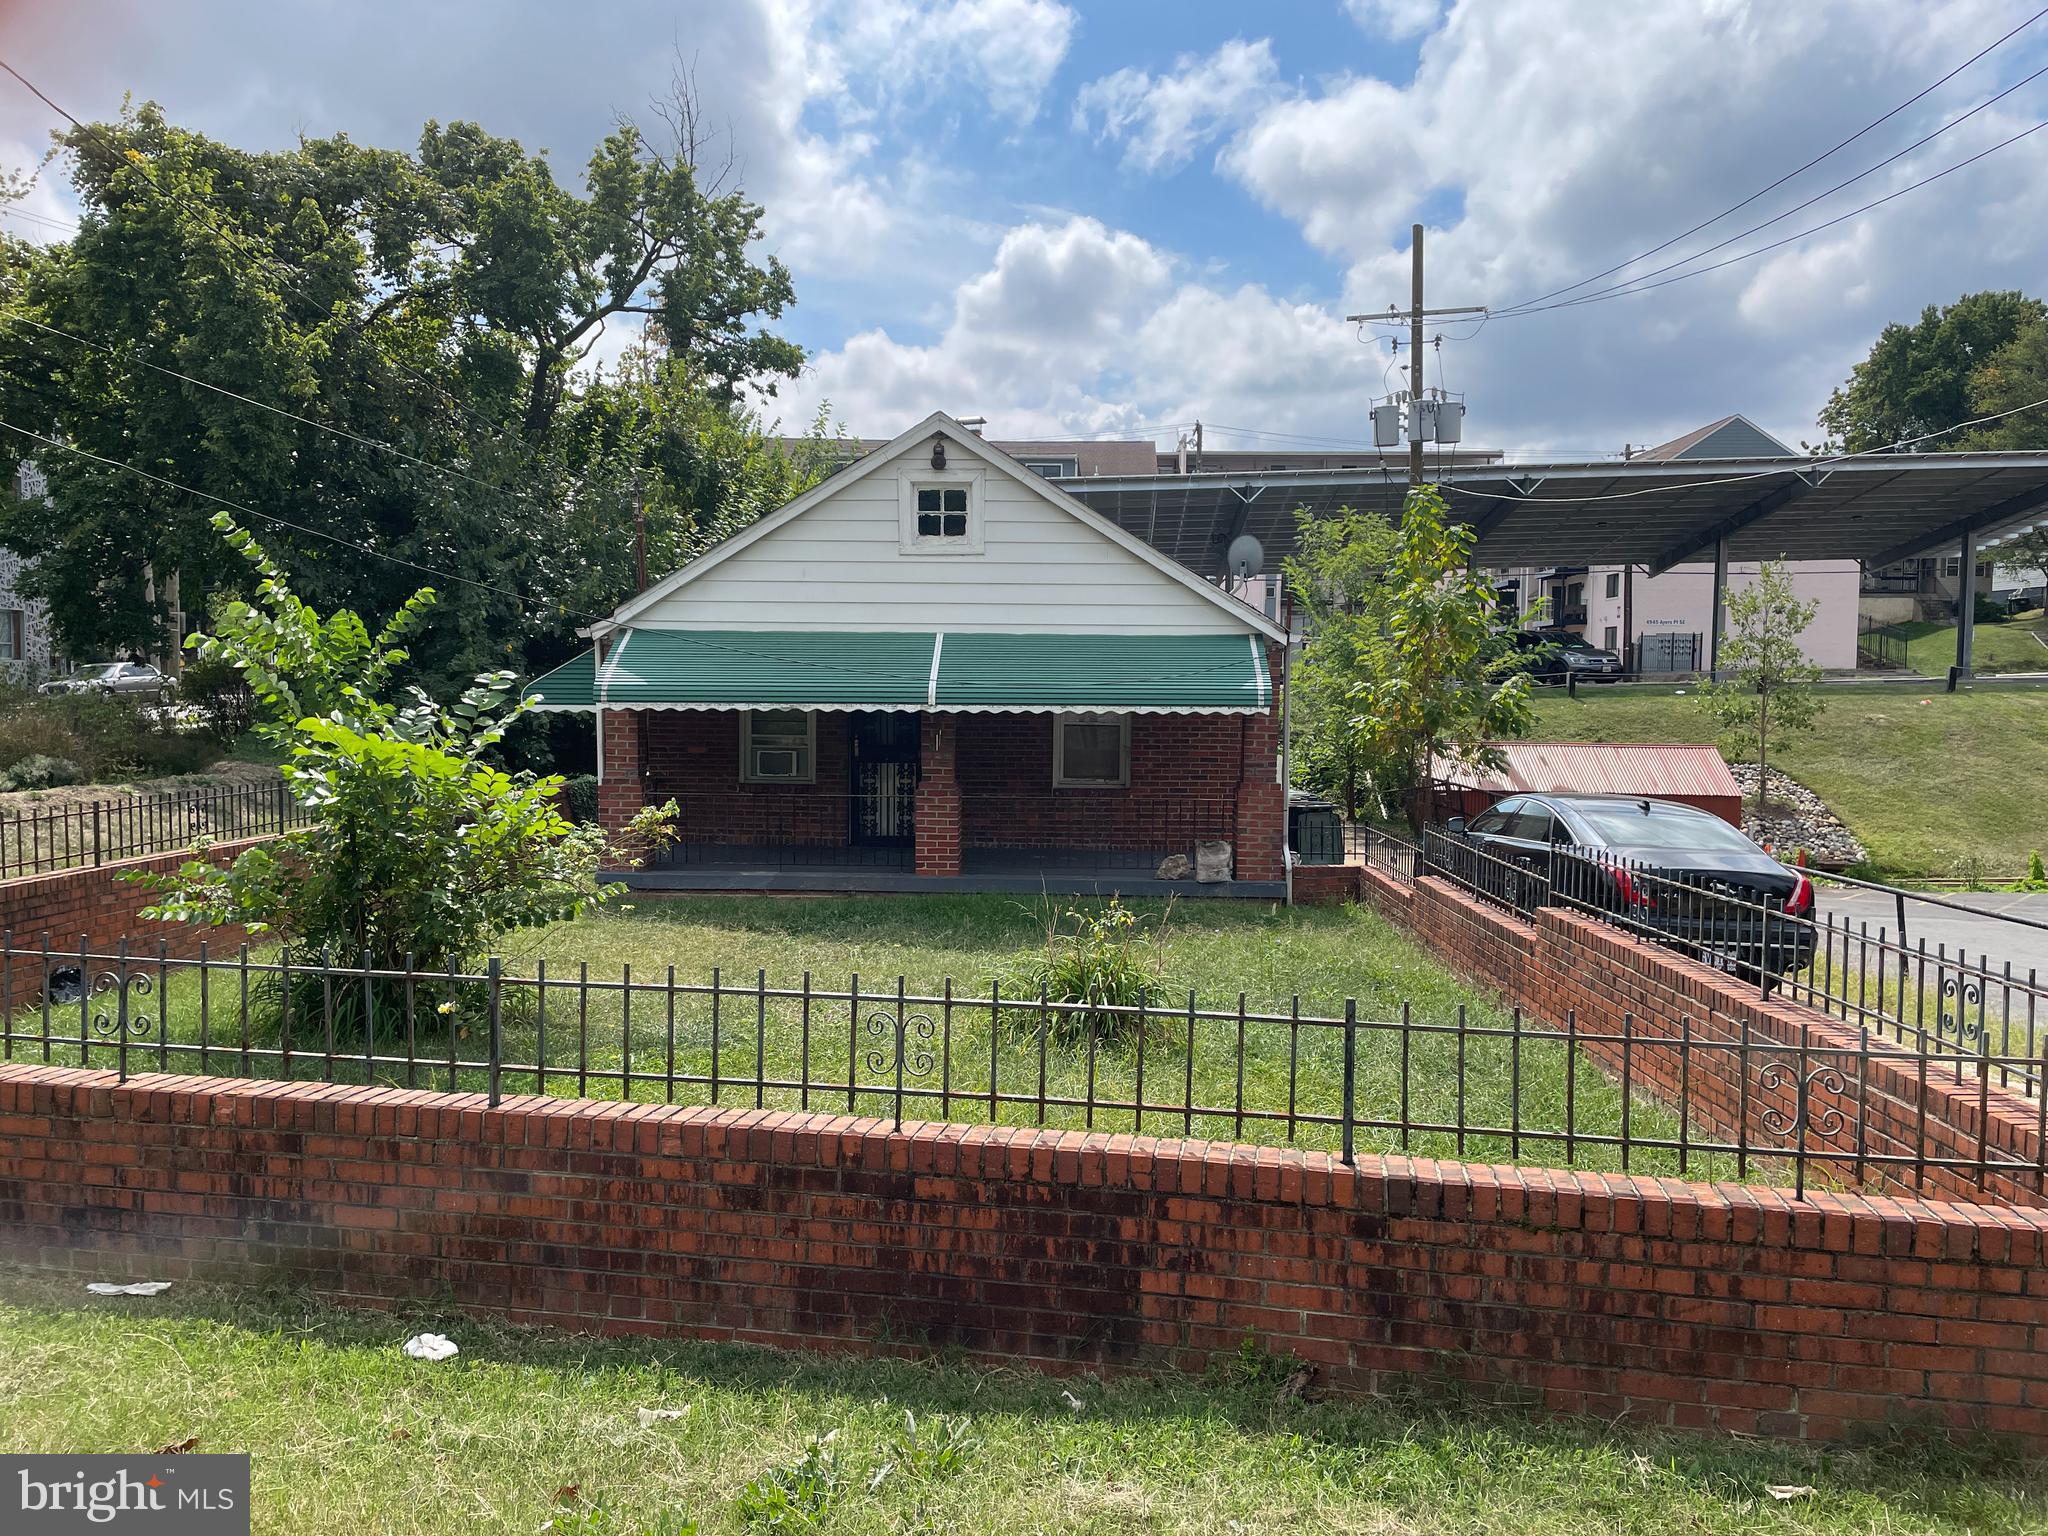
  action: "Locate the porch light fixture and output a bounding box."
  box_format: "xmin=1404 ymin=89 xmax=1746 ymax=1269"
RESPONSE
xmin=930 ymin=434 xmax=947 ymax=470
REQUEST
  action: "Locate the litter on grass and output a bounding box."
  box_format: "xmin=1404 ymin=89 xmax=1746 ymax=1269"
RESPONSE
xmin=402 ymin=1333 xmax=459 ymax=1362
xmin=636 ymin=1407 xmax=691 ymax=1428
xmin=86 ymin=1281 xmax=173 ymax=1297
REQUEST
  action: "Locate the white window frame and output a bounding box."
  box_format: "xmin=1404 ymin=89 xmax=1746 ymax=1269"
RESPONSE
xmin=740 ymin=708 xmax=817 ymax=784
xmin=898 ymin=467 xmax=986 ymax=555
xmin=1052 ymin=712 xmax=1130 ymax=788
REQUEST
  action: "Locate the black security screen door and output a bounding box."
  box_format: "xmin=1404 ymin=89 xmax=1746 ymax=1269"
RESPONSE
xmin=849 ymin=712 xmax=918 ymax=847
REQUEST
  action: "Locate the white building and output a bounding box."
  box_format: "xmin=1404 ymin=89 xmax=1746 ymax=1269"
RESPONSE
xmin=1493 ymin=416 xmax=1859 ymax=674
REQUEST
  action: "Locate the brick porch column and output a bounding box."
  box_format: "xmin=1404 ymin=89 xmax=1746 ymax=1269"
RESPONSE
xmin=1233 ymin=661 xmax=1286 ymax=881
xmin=915 ymin=712 xmax=961 ymax=877
xmin=596 ymin=708 xmax=647 ymax=858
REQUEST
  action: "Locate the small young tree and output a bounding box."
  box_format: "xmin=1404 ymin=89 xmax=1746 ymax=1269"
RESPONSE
xmin=1285 ymin=488 xmax=1534 ymax=828
xmin=138 ymin=513 xmax=674 ymax=981
xmin=1698 ymin=557 xmax=1825 ymax=804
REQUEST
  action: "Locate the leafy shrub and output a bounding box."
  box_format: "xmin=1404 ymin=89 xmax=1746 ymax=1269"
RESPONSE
xmin=174 ymin=655 xmax=256 ymax=746
xmin=1010 ymin=897 xmax=1172 ymax=1048
xmin=561 ymin=773 xmax=600 ymax=825
xmin=734 ymin=1434 xmax=845 ymax=1529
xmin=0 ymin=753 xmax=84 ymax=792
xmin=0 ymin=691 xmax=213 ymax=784
xmin=2017 ymin=850 xmax=2047 ymax=892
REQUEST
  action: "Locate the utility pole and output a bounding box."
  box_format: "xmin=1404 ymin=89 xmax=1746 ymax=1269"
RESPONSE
xmin=1345 ymin=223 xmax=1485 ymax=496
xmin=1410 ymin=224 xmax=1425 ymax=486
xmin=632 ymin=471 xmax=648 ymax=594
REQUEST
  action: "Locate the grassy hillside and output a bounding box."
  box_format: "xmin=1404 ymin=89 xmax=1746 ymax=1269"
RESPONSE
xmin=1896 ymin=612 xmax=2048 ymax=676
xmin=1528 ymin=682 xmax=2048 ymax=880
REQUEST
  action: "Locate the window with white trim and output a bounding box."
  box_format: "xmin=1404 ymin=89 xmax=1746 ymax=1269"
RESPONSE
xmin=898 ymin=468 xmax=985 ymax=553
xmin=916 ymin=485 xmax=970 ymax=539
xmin=1053 ymin=713 xmax=1130 ymax=787
xmin=741 ymin=708 xmax=815 ymax=783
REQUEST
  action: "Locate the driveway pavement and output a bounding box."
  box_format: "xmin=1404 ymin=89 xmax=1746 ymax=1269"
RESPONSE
xmin=1815 ymin=888 xmax=2048 ymax=978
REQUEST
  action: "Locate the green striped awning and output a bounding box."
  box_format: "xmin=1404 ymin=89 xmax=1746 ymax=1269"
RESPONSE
xmin=525 ymin=630 xmax=1269 ymax=713
xmin=933 ymin=632 xmax=1268 ymax=711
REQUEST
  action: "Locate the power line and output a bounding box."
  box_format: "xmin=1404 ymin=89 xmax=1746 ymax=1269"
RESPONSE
xmin=1499 ymin=4 xmax=2048 ymax=314
xmin=0 ymin=55 xmax=526 ymax=448
xmin=0 ymin=308 xmax=549 ymax=509
xmin=1493 ymin=115 xmax=2048 ymax=320
xmin=1493 ymin=60 xmax=2048 ymax=319
xmin=0 ymin=417 xmax=594 ymax=618
xmin=1442 ymin=392 xmax=2048 ymax=506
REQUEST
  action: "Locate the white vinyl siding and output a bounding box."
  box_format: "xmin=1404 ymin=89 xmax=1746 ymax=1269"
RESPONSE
xmin=628 ymin=437 xmax=1256 ymax=635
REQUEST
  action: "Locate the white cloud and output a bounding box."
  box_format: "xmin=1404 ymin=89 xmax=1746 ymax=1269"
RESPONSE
xmin=778 ymin=214 xmax=1380 ymax=442
xmin=1073 ymin=39 xmax=1280 ymax=172
xmin=812 ymin=0 xmax=1078 ymax=125
xmin=1343 ymin=0 xmax=1442 ymax=40
xmin=1215 ymin=0 xmax=2048 ymax=452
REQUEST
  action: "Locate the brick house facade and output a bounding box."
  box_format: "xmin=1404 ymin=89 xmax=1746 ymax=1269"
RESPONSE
xmin=537 ymin=414 xmax=1289 ymax=896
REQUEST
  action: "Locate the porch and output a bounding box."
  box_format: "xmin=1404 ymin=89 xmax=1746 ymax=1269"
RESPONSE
xmin=604 ymin=706 xmax=1285 ymax=898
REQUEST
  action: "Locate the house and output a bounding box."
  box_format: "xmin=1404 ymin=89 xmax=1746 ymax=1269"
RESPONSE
xmin=1 ymin=464 xmax=59 ymax=680
xmin=1490 ymin=416 xmax=1859 ymax=673
xmin=529 ymin=413 xmax=1290 ymax=896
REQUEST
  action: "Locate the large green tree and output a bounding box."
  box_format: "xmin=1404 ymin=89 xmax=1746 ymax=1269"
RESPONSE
xmin=1817 ymin=290 xmax=2044 ymax=452
xmin=0 ymin=93 xmax=812 ymax=689
xmin=1285 ymin=489 xmax=1534 ymax=828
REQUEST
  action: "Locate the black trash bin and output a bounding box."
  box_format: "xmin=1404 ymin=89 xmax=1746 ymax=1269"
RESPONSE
xmin=1288 ymin=791 xmax=1346 ymax=865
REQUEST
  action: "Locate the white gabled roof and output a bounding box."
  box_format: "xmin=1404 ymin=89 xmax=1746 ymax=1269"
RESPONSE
xmin=594 ymin=411 xmax=1286 ymax=642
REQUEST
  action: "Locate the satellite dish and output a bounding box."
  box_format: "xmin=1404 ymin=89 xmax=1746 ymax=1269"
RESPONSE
xmin=1225 ymin=533 xmax=1265 ymax=580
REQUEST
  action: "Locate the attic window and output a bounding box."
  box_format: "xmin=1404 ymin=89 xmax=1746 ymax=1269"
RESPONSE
xmin=916 ymin=485 xmax=969 ymax=539
xmin=899 ymin=467 xmax=985 ymax=554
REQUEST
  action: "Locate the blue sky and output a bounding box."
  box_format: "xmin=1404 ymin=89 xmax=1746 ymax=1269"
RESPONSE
xmin=4 ymin=1 xmax=2048 ymax=457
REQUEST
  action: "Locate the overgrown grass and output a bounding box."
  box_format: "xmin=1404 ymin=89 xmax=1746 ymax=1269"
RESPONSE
xmin=0 ymin=1270 xmax=2039 ymax=1536
xmin=1897 ymin=614 xmax=2048 ymax=677
xmin=8 ymin=895 xmax=1757 ymax=1182
xmin=1530 ymin=682 xmax=2048 ymax=879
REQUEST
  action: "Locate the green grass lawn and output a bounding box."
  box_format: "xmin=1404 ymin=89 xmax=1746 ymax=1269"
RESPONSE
xmin=1896 ymin=614 xmax=2048 ymax=676
xmin=6 ymin=895 xmax=1750 ymax=1183
xmin=1530 ymin=683 xmax=2048 ymax=880
xmin=2 ymin=1270 xmax=2039 ymax=1536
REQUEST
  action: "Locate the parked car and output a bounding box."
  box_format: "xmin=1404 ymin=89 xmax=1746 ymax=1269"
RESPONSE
xmin=37 ymin=661 xmax=170 ymax=700
xmin=1503 ymin=630 xmax=1625 ymax=684
xmin=1443 ymin=792 xmax=1815 ymax=981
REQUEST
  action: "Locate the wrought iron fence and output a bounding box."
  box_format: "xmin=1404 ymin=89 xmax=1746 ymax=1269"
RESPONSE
xmin=0 ymin=779 xmax=307 ymax=879
xmin=3 ymin=933 xmax=2044 ymax=1201
xmin=1857 ymin=617 xmax=1910 ymax=669
xmin=1412 ymin=826 xmax=2047 ymax=1099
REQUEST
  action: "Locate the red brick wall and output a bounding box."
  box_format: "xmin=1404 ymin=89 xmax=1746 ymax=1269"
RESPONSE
xmin=1348 ymin=866 xmax=2048 ymax=1209
xmin=956 ymin=713 xmax=1247 ymax=854
xmin=631 ymin=709 xmax=855 ymax=848
xmin=0 ymin=839 xmax=269 ymax=1003
xmin=5 ymin=1063 xmax=2046 ymax=1446
xmin=604 ymin=702 xmax=1287 ymax=880
xmin=916 ymin=714 xmax=960 ymax=876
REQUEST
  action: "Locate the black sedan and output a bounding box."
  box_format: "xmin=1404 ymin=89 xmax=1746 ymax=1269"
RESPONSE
xmin=1442 ymin=792 xmax=1816 ymax=980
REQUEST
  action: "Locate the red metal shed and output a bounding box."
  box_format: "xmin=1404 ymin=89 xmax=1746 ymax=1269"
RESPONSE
xmin=1430 ymin=742 xmax=1743 ymax=826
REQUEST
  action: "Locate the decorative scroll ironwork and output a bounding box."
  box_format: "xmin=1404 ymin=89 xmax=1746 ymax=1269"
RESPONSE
xmin=1759 ymin=1061 xmax=1848 ymax=1141
xmin=1940 ymin=974 xmax=1985 ymax=1049
xmin=89 ymin=969 xmax=155 ymax=1040
xmin=864 ymin=1012 xmax=937 ymax=1079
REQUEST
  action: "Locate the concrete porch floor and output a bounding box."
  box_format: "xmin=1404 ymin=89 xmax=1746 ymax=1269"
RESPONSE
xmin=616 ymin=844 xmax=1282 ymax=899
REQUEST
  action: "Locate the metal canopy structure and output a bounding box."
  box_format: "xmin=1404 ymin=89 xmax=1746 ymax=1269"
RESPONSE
xmin=1056 ymin=451 xmax=2048 ymax=578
